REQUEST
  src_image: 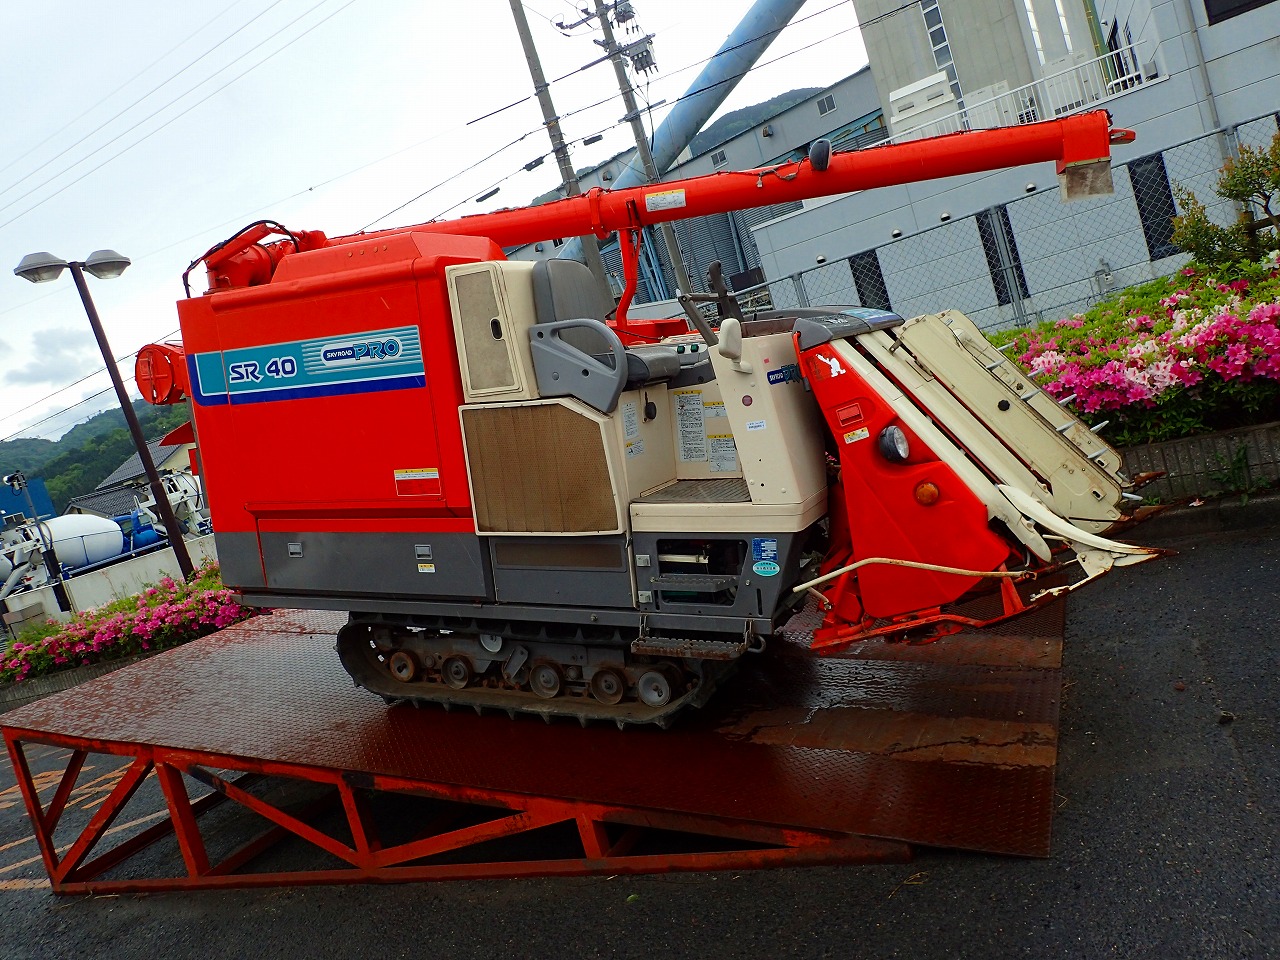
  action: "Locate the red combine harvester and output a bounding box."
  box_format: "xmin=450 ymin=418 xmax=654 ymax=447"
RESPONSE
xmin=137 ymin=111 xmax=1158 ymax=727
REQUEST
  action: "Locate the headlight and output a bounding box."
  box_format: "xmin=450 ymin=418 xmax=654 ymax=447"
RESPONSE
xmin=878 ymin=425 xmax=910 ymax=462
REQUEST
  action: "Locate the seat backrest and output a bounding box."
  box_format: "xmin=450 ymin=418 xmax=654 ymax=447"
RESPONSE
xmin=531 ymin=259 xmax=610 ymax=324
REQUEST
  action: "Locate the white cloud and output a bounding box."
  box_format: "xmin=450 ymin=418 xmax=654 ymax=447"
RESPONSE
xmin=3 ymin=326 xmax=98 ymax=387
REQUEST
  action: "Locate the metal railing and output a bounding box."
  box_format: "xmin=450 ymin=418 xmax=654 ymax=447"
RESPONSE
xmin=748 ymin=111 xmax=1280 ymax=335
xmin=886 ymin=46 xmax=1155 ymax=145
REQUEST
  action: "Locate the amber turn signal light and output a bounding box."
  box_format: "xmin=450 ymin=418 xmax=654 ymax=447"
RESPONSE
xmin=914 ymin=481 xmax=940 ymax=506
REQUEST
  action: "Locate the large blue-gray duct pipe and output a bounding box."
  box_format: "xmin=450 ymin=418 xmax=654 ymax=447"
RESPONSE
xmin=560 ymin=0 xmax=809 ymax=265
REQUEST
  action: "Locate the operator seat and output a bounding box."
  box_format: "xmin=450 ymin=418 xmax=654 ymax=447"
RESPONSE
xmin=530 ymin=259 xmax=681 ymax=392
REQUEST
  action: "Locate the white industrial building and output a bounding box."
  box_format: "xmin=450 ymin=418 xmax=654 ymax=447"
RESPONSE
xmin=751 ymin=0 xmax=1280 ymax=329
xmin=513 ymin=0 xmax=1278 ymax=330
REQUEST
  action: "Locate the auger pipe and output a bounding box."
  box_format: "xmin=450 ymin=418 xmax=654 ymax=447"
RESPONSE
xmin=201 ymin=113 xmax=1127 ymax=291
xmin=335 ymin=112 xmax=1122 ymax=250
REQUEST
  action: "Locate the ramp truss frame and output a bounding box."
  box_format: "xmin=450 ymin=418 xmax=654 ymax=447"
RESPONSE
xmin=3 ymin=733 xmax=909 ymax=894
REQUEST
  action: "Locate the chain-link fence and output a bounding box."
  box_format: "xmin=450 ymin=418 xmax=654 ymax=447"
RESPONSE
xmin=755 ymin=111 xmax=1280 ymax=333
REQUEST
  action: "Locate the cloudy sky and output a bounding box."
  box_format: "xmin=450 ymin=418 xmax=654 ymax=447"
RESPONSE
xmin=0 ymin=0 xmax=865 ymax=444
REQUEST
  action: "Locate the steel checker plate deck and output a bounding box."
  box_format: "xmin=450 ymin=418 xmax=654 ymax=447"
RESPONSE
xmin=635 ymin=478 xmax=752 ymax=503
xmin=2 ymin=604 xmax=1063 ymax=875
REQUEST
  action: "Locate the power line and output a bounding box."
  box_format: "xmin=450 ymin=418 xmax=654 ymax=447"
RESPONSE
xmin=0 ymin=330 xmax=181 ymax=443
xmin=360 ymin=121 xmax=558 ymax=230
xmin=547 ymin=17 xmax=863 ymax=141
xmin=0 ymin=0 xmax=252 ymax=184
xmin=520 ymin=1 xmax=561 ymax=25
xmin=468 ymin=0 xmax=854 ymax=127
xmin=0 ymin=0 xmax=291 ymax=204
xmin=363 ymin=109 xmax=627 ymax=230
xmin=1 ymin=385 xmax=119 ymax=445
xmin=0 ymin=0 xmax=359 ymax=232
xmin=264 ymin=2 xmax=870 ymax=236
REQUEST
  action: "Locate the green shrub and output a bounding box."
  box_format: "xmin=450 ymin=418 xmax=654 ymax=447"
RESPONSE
xmin=989 ymin=251 xmax=1280 ymax=447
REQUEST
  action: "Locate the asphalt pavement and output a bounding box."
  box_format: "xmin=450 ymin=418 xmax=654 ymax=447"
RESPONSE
xmin=1 ymin=517 xmax=1276 ymax=959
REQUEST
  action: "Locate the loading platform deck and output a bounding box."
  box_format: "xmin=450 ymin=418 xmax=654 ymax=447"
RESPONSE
xmin=1 ymin=604 xmax=1064 ymax=893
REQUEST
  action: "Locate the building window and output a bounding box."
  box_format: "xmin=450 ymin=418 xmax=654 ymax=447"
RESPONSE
xmin=1054 ymin=0 xmax=1074 ymax=52
xmin=1023 ymin=0 xmax=1045 ymax=64
xmin=1204 ymin=0 xmax=1277 ymax=23
xmin=1130 ymin=153 xmax=1179 ymax=261
xmin=920 ymin=0 xmax=963 ymax=105
xmin=1103 ymin=21 xmax=1145 ymax=90
xmin=848 ymin=250 xmax=892 ymax=312
xmin=976 ymin=206 xmax=1029 ymax=305
xmin=817 ymin=94 xmax=836 ymax=116
xmin=711 ymin=149 xmax=728 ymax=168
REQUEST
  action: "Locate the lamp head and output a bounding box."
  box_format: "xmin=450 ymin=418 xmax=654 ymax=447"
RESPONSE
xmin=14 ymin=252 xmax=69 ymax=283
xmin=83 ymin=249 xmax=131 ymax=280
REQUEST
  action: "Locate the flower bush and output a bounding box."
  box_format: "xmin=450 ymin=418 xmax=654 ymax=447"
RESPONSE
xmin=1 ymin=561 xmax=256 ymax=685
xmin=991 ymin=250 xmax=1280 ymax=447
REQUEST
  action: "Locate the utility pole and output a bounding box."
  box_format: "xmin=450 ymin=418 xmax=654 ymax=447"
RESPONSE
xmin=507 ymin=0 xmax=611 ymax=301
xmin=591 ymin=0 xmax=695 ymax=297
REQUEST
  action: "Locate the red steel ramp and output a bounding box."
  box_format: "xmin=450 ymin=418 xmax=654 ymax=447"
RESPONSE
xmin=1 ymin=605 xmax=1063 ymax=893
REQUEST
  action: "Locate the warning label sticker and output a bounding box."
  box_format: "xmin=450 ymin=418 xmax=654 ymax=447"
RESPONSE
xmin=395 ymin=467 xmax=441 ymax=497
xmin=644 ymin=189 xmax=687 ymax=213
xmin=708 ymin=435 xmax=737 ymax=473
xmin=674 ymin=390 xmax=706 ymax=462
xmin=622 ymin=401 xmax=639 ymax=441
xmin=842 ymin=427 xmax=870 ymax=445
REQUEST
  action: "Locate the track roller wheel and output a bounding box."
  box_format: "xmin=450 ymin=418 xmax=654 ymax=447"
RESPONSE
xmin=529 ymin=663 xmax=563 ymax=700
xmin=589 ymin=668 xmax=626 ymax=705
xmin=637 ymin=668 xmax=673 ymax=708
xmin=388 ymin=650 xmax=418 ymax=683
xmin=442 ymin=656 xmax=473 ymax=690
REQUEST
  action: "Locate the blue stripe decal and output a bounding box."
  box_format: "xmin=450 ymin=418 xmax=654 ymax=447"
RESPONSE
xmin=189 ymin=325 xmax=426 ymax=407
xmin=226 ymin=374 xmax=426 ymax=406
xmin=187 ymin=355 xmax=228 ymax=407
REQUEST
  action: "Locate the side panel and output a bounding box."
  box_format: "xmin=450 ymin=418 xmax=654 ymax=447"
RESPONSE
xmin=259 ymin=531 xmax=490 ymax=599
xmin=489 ymin=535 xmax=633 ymax=608
xmin=708 ymin=331 xmax=827 ymax=506
xmin=205 ymin=276 xmax=450 ymax=515
xmin=177 ymin=236 xmax=507 ymax=598
xmin=668 ymin=381 xmax=743 ymax=481
xmin=214 ymin=530 xmax=266 ymax=590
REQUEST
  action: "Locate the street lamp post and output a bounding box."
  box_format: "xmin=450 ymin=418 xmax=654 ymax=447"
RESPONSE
xmin=14 ymin=250 xmax=196 ymax=580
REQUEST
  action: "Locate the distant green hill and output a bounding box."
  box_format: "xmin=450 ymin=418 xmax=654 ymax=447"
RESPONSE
xmin=0 ymin=403 xmax=189 ymax=512
xmin=0 ymin=436 xmax=59 ymax=476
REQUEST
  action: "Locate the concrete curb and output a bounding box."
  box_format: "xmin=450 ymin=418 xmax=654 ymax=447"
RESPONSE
xmin=1129 ymin=491 xmax=1280 ymax=543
